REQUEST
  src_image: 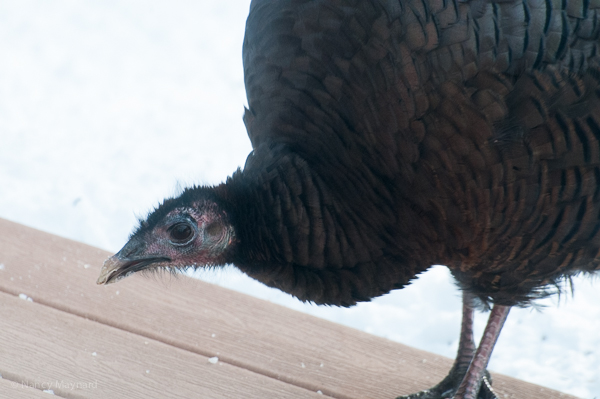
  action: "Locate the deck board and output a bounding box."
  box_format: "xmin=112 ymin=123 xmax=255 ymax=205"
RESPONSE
xmin=0 ymin=291 xmax=324 ymax=399
xmin=0 ymin=218 xmax=578 ymax=398
xmin=0 ymin=378 xmax=57 ymax=398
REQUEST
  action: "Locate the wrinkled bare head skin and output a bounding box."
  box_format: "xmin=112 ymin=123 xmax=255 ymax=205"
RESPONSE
xmin=97 ymin=188 xmax=235 ymax=285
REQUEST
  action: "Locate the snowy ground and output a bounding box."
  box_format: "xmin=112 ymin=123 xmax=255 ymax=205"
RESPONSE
xmin=0 ymin=1 xmax=598 ymax=397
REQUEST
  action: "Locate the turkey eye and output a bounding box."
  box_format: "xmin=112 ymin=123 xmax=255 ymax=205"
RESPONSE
xmin=168 ymin=222 xmax=194 ymax=244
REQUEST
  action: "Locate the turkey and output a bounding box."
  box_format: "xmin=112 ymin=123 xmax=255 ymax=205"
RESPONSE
xmin=97 ymin=0 xmax=600 ymax=398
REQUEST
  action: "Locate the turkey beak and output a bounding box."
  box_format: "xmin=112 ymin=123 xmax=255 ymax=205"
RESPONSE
xmin=96 ymin=255 xmax=129 ymax=285
xmin=96 ymin=244 xmax=170 ymax=285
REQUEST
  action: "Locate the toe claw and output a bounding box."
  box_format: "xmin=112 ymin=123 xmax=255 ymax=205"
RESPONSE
xmin=396 ymin=369 xmax=498 ymax=399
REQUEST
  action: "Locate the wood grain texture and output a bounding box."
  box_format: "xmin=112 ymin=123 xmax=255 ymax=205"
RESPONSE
xmin=0 ymin=378 xmax=58 ymax=399
xmin=0 ymin=218 xmax=577 ymax=399
xmin=0 ymin=291 xmax=325 ymax=399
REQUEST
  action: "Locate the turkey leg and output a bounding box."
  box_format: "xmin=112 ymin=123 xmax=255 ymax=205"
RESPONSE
xmin=397 ymin=292 xmax=500 ymax=399
xmin=454 ymin=304 xmax=510 ymax=399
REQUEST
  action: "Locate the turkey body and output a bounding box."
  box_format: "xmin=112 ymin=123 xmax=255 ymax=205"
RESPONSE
xmin=237 ymin=0 xmax=600 ymax=307
xmin=97 ymin=0 xmax=600 ymax=397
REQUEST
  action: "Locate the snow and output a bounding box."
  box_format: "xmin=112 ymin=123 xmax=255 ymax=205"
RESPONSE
xmin=18 ymin=293 xmax=33 ymax=302
xmin=208 ymin=357 xmax=219 ymax=364
xmin=0 ymin=1 xmax=597 ymax=397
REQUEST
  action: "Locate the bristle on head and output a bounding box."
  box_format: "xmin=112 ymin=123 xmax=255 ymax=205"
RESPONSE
xmin=97 ymin=186 xmax=236 ymax=285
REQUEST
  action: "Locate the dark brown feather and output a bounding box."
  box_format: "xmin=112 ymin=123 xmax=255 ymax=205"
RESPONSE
xmin=229 ymin=0 xmax=600 ymax=306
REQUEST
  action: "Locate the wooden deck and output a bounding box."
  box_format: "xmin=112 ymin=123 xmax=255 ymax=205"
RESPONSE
xmin=0 ymin=217 xmax=577 ymax=398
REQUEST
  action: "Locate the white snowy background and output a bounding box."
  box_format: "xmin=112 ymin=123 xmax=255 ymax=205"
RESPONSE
xmin=0 ymin=1 xmax=598 ymax=397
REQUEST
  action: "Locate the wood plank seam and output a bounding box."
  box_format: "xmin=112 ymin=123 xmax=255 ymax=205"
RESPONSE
xmin=0 ymin=377 xmax=72 ymax=399
xmin=0 ymin=288 xmax=337 ymax=399
xmin=0 ymin=371 xmax=75 ymax=399
xmin=1 ymin=290 xmax=331 ymax=399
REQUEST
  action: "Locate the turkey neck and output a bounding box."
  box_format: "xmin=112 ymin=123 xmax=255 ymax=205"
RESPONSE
xmin=214 ymin=145 xmax=439 ymax=306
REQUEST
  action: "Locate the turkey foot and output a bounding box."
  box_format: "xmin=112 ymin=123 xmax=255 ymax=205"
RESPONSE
xmin=397 ymin=292 xmax=507 ymax=399
xmin=396 ymin=370 xmax=497 ymax=399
